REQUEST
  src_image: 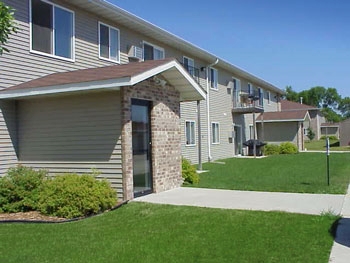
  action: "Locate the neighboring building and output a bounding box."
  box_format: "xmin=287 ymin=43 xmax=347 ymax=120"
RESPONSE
xmin=256 ymin=110 xmax=310 ymax=151
xmin=339 ymin=119 xmax=350 ymax=146
xmin=320 ymin=123 xmax=340 ymax=139
xmin=0 ymin=0 xmax=284 ymax=199
xmin=280 ymin=100 xmax=325 ymax=140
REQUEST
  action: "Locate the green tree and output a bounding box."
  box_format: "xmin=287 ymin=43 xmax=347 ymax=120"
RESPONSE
xmin=338 ymin=97 xmax=350 ymax=119
xmin=0 ymin=1 xmax=18 ymax=55
xmin=307 ymin=86 xmax=326 ymax=107
xmin=285 ymin=86 xmax=299 ymax=101
xmin=321 ymin=107 xmax=342 ymax=123
xmin=323 ymin=88 xmax=341 ymax=109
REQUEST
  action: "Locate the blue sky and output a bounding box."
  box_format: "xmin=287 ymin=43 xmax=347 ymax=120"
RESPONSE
xmin=111 ymin=0 xmax=350 ymax=98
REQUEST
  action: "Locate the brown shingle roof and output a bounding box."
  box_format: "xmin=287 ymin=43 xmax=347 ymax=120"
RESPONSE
xmin=281 ymin=100 xmax=318 ymax=111
xmin=4 ymin=58 xmax=175 ymax=91
xmin=256 ymin=110 xmax=309 ymax=122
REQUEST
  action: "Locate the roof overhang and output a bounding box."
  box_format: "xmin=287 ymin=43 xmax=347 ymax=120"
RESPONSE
xmin=62 ymin=0 xmax=284 ymax=95
xmin=0 ymin=60 xmax=206 ymax=101
xmin=256 ymin=111 xmax=310 ymax=123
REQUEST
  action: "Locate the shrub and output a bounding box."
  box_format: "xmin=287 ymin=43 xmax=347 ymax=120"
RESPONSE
xmin=320 ymin=135 xmax=338 ymax=141
xmin=38 ymin=173 xmax=117 ymax=219
xmin=0 ymin=166 xmax=47 ymax=213
xmin=307 ymin=128 xmax=315 ymax=141
xmin=263 ymin=144 xmax=280 ymax=156
xmin=182 ymin=158 xmax=199 ymax=184
xmin=279 ymin=142 xmax=298 ymax=154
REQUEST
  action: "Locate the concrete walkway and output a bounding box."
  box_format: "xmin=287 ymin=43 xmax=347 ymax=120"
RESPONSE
xmin=133 ymin=187 xmax=350 ymax=263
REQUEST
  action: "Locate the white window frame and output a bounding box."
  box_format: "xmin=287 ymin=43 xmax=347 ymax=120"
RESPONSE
xmin=211 ymin=122 xmax=220 ymax=144
xmin=209 ymin=67 xmax=218 ymax=90
xmin=143 ymin=41 xmax=165 ymax=60
xmin=185 ymin=120 xmax=196 ymax=146
xmin=183 ymin=56 xmax=195 ymax=77
xmin=267 ymin=91 xmax=271 ymax=104
xmin=98 ymin=22 xmax=120 ymax=63
xmin=29 ymin=0 xmax=75 ymax=61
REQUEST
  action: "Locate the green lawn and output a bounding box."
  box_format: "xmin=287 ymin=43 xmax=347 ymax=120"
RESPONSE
xmin=305 ymin=139 xmax=350 ymax=151
xmin=192 ymin=153 xmax=350 ymax=194
xmin=0 ymin=202 xmax=337 ymax=263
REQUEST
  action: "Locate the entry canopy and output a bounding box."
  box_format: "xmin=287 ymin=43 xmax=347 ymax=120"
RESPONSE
xmin=0 ymin=58 xmax=206 ymax=102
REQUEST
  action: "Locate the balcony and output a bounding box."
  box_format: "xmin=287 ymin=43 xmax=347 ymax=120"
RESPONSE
xmin=180 ymin=63 xmax=200 ymax=84
xmin=232 ymin=92 xmax=264 ymax=113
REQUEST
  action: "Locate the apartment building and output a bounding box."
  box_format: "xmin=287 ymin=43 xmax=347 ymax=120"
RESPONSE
xmin=0 ymin=0 xmax=284 ymax=199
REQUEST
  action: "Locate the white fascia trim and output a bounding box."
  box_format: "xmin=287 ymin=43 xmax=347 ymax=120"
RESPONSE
xmin=256 ymin=119 xmax=305 ymax=123
xmin=0 ymin=78 xmax=128 ymax=99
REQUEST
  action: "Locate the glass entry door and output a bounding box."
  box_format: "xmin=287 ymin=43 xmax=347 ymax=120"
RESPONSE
xmin=234 ymin=125 xmax=242 ymax=155
xmin=131 ymin=99 xmax=152 ymax=197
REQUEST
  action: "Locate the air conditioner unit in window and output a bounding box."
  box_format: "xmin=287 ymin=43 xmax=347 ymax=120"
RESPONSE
xmin=128 ymin=46 xmax=143 ymax=61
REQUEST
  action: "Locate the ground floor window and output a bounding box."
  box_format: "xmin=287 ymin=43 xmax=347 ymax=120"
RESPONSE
xmin=212 ymin=122 xmax=220 ymax=144
xmin=185 ymin=120 xmax=196 ymax=146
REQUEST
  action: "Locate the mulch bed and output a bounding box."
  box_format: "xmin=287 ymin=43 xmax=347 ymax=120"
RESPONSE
xmin=0 ymin=211 xmax=66 ymax=222
xmin=0 ymin=201 xmax=128 ymax=223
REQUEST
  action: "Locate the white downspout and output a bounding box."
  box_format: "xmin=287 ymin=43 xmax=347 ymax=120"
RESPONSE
xmin=206 ymin=58 xmax=219 ymax=162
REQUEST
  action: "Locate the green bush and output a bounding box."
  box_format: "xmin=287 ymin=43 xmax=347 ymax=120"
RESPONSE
xmin=320 ymin=135 xmax=338 ymax=141
xmin=307 ymin=128 xmax=315 ymax=141
xmin=0 ymin=166 xmax=47 ymax=213
xmin=279 ymin=142 xmax=298 ymax=154
xmin=38 ymin=173 xmax=117 ymax=219
xmin=263 ymin=144 xmax=280 ymax=156
xmin=182 ymin=158 xmax=199 ymax=184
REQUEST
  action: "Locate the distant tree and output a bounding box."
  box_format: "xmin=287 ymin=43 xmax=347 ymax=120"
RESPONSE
xmin=307 ymin=86 xmax=326 ymax=107
xmin=321 ymin=107 xmax=342 ymax=123
xmin=338 ymin=97 xmax=350 ymax=119
xmin=0 ymin=1 xmax=18 ymax=55
xmin=323 ymin=88 xmax=341 ymax=109
xmin=285 ymin=86 xmax=299 ymax=101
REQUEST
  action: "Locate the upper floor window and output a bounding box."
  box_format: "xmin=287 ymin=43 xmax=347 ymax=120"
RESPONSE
xmin=209 ymin=68 xmax=218 ymax=90
xmin=99 ymin=22 xmax=120 ymax=63
xmin=265 ymin=91 xmax=271 ymax=104
xmin=183 ymin=56 xmax=195 ymax=76
xmin=143 ymin=42 xmax=164 ymax=60
xmin=185 ymin=120 xmax=196 ymax=146
xmin=31 ymin=0 xmax=74 ymax=60
xmin=248 ymin=83 xmax=253 ymax=95
xmin=258 ymin=88 xmax=264 ymax=106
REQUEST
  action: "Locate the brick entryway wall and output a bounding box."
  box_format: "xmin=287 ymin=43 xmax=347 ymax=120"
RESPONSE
xmin=121 ymin=77 xmax=182 ymax=200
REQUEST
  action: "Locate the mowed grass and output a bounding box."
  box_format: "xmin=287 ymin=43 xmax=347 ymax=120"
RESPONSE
xmin=305 ymin=139 xmax=350 ymax=151
xmin=0 ymin=202 xmax=337 ymax=263
xmin=192 ymin=153 xmax=350 ymax=194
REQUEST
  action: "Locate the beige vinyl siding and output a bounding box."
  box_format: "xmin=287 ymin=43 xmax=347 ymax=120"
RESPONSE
xmin=0 ymin=0 xmax=133 ymax=90
xmin=0 ymin=101 xmax=18 ymax=175
xmin=180 ymin=100 xmax=209 ymax=164
xmin=208 ymin=70 xmax=234 ymax=160
xmin=17 ymin=91 xmax=124 ymax=199
xmin=340 ymin=119 xmax=350 ymax=146
xmin=259 ymin=122 xmax=298 ymax=145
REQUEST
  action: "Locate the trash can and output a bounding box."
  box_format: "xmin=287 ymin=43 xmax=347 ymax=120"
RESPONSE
xmin=243 ymin=140 xmax=266 ymax=156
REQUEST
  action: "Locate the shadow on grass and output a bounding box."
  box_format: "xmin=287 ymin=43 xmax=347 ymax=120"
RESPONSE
xmin=330 ymin=141 xmax=340 ymax=147
xmin=330 ymin=218 xmax=350 ymax=248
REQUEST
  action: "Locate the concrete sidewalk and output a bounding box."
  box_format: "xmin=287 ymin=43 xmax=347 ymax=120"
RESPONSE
xmin=134 ymin=187 xmax=344 ymax=215
xmin=133 ymin=187 xmax=350 ymax=263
